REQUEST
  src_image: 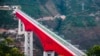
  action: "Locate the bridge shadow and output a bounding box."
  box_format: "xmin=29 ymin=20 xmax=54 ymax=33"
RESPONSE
xmin=33 ymin=32 xmax=43 ymax=56
xmin=33 ymin=32 xmax=58 ymax=56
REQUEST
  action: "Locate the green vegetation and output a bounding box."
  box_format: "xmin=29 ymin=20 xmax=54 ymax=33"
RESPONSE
xmin=0 ymin=10 xmax=17 ymax=29
xmin=87 ymin=45 xmax=100 ymax=56
xmin=0 ymin=0 xmax=98 ymax=28
xmin=0 ymin=0 xmax=100 ymax=51
xmin=38 ymin=0 xmax=48 ymax=5
xmin=0 ymin=37 xmax=24 ymax=56
xmin=67 ymin=16 xmax=96 ymax=27
xmin=0 ymin=0 xmax=43 ymax=28
xmin=53 ymin=0 xmax=67 ymax=15
xmin=54 ymin=18 xmax=63 ymax=31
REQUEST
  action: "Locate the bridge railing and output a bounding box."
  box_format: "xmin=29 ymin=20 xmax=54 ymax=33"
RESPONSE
xmin=16 ymin=9 xmax=86 ymax=56
xmin=36 ymin=20 xmax=86 ymax=56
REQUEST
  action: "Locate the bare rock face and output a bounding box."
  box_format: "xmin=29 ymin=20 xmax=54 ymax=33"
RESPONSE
xmin=0 ymin=0 xmax=100 ymax=52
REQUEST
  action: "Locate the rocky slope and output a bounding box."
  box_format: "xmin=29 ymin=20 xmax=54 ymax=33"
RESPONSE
xmin=0 ymin=0 xmax=100 ymax=50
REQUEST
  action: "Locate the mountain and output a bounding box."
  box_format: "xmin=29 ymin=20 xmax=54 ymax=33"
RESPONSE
xmin=0 ymin=0 xmax=100 ymax=50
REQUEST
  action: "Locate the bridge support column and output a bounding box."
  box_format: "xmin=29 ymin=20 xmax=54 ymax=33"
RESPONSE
xmin=18 ymin=19 xmax=33 ymax=56
xmin=43 ymin=51 xmax=55 ymax=56
xmin=18 ymin=19 xmax=25 ymax=35
xmin=24 ymin=31 xmax=33 ymax=56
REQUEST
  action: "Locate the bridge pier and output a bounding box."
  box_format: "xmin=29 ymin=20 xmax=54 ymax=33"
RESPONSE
xmin=18 ymin=19 xmax=25 ymax=35
xmin=43 ymin=51 xmax=55 ymax=56
xmin=16 ymin=9 xmax=86 ymax=56
xmin=18 ymin=19 xmax=33 ymax=56
xmin=24 ymin=31 xmax=33 ymax=56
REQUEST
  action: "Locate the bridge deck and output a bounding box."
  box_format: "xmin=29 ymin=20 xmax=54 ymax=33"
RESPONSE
xmin=16 ymin=10 xmax=86 ymax=56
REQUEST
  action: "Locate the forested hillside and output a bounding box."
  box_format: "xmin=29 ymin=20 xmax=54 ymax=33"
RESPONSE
xmin=0 ymin=0 xmax=100 ymax=50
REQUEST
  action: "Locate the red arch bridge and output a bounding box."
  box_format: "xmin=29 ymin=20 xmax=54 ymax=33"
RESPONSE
xmin=14 ymin=9 xmax=86 ymax=56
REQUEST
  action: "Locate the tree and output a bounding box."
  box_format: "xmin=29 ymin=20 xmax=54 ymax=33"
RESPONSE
xmin=0 ymin=37 xmax=24 ymax=56
xmin=10 ymin=47 xmax=24 ymax=56
xmin=55 ymin=18 xmax=63 ymax=31
xmin=4 ymin=37 xmax=14 ymax=45
xmin=87 ymin=45 xmax=100 ymax=56
xmin=56 ymin=0 xmax=67 ymax=15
